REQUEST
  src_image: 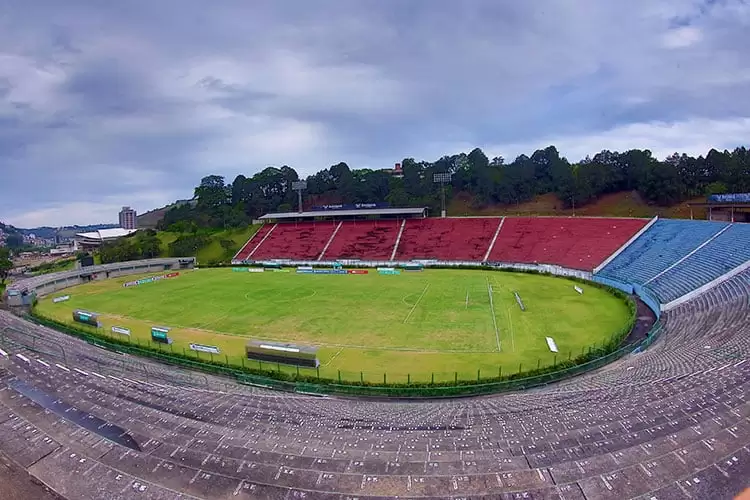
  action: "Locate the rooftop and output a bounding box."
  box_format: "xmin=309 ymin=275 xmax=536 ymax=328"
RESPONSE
xmin=258 ymin=207 xmax=427 ymax=220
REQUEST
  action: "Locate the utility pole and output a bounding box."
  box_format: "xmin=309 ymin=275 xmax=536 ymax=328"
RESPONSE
xmin=433 ymin=172 xmax=452 ymax=218
xmin=292 ymin=181 xmax=307 ymax=213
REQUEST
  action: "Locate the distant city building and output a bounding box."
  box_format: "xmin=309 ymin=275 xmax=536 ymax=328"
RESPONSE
xmin=119 ymin=206 xmax=137 ymax=229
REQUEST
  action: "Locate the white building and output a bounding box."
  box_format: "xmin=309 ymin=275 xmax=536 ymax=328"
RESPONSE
xmin=75 ymin=227 xmax=138 ymax=249
xmin=119 ymin=206 xmax=137 ymax=230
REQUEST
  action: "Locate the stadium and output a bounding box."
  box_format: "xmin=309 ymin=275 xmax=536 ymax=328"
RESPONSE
xmin=1 ymin=208 xmax=749 ymax=499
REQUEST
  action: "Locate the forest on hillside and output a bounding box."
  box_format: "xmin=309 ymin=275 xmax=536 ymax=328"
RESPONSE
xmin=159 ymin=145 xmax=750 ymax=231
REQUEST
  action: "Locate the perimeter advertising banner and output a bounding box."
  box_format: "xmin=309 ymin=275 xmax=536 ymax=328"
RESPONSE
xmin=377 ymin=267 xmax=401 ymax=275
xmin=123 ymin=272 xmax=179 ymax=288
xmin=189 ymin=343 xmax=220 ymax=354
xmin=52 ymin=295 xmax=71 ymax=303
xmin=111 ymin=326 xmax=131 ymax=336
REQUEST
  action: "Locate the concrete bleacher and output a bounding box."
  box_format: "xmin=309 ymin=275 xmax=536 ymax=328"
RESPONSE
xmin=596 ymin=219 xmax=729 ymax=284
xmin=234 ymin=223 xmax=275 ymax=261
xmin=322 ymin=220 xmax=401 ymax=260
xmin=395 ymin=218 xmax=499 ymax=261
xmin=2 ymin=259 xmax=750 ymax=498
xmin=648 ymin=223 xmax=750 ymax=303
xmin=487 ymin=217 xmax=648 ymax=270
xmin=250 ymin=221 xmax=338 ymax=260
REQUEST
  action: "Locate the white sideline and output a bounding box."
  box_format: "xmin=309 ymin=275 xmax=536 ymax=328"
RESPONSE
xmin=55 ymin=363 xmax=70 ymax=372
xmin=318 ymin=221 xmax=343 ymax=261
xmin=486 ymin=277 xmax=501 ymax=351
xmin=0 ymin=348 xmax=8 ymax=357
xmin=390 ymin=219 xmax=406 ymax=261
xmin=483 ymin=217 xmax=505 ymax=262
xmin=36 ymin=359 xmax=50 ymax=367
xmin=74 ymin=368 xmax=89 ymax=376
xmin=594 ymin=216 xmax=659 ymax=274
xmin=403 ymin=283 xmax=430 ymax=324
xmin=644 ymin=223 xmax=733 ymax=285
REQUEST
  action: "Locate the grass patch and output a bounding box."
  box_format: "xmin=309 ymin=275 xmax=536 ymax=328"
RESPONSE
xmin=36 ymin=268 xmax=632 ymax=383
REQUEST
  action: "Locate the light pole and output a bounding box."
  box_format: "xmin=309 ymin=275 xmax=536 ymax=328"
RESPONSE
xmin=291 ymin=181 xmax=307 ymax=213
xmin=433 ymin=172 xmax=452 ymax=218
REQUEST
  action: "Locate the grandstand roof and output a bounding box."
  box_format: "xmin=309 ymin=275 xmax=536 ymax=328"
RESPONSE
xmin=75 ymin=227 xmax=138 ymax=242
xmin=258 ymin=207 xmax=427 ymax=220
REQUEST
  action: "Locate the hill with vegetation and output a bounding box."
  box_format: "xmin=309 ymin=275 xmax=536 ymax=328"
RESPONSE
xmin=153 ymin=144 xmax=747 ymax=231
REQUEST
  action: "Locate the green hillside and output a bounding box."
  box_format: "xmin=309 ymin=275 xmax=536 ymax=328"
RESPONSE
xmin=156 ymin=225 xmax=260 ymax=265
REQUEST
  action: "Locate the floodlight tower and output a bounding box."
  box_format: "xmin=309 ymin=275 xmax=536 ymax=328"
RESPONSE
xmin=433 ymin=172 xmax=452 ymax=218
xmin=291 ymin=180 xmax=307 ymax=213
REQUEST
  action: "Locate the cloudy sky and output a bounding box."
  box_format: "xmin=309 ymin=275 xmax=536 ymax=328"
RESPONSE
xmin=2 ymin=0 xmax=749 ymax=227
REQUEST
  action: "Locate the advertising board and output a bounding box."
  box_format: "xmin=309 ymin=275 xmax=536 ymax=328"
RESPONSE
xmin=53 ymin=295 xmax=70 ymax=303
xmin=189 ymin=343 xmax=220 ymax=354
xmin=111 ymin=326 xmax=131 ymax=336
xmin=123 ymin=272 xmax=179 ymax=288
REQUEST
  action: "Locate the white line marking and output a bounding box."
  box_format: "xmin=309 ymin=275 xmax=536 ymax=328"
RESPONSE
xmin=486 ymin=277 xmax=501 ymax=351
xmin=0 ymin=348 xmax=7 ymax=357
xmin=108 ymin=375 xmax=123 ymax=382
xmin=507 ymin=307 xmax=516 ymax=353
xmin=465 ymin=289 xmax=469 ymax=309
xmin=324 ymin=349 xmax=344 ymax=367
xmin=91 ymin=371 xmax=107 ymax=379
xmin=55 ymin=363 xmax=70 ymax=372
xmin=123 ymin=377 xmax=138 ymax=384
xmin=403 ymin=283 xmax=430 ymax=324
xmin=36 ymin=359 xmax=50 ymax=367
xmin=74 ymin=368 xmax=89 ymax=376
xmin=15 ymin=354 xmax=30 ymax=363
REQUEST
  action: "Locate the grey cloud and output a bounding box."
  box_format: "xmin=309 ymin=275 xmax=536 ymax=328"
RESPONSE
xmin=1 ymin=0 xmax=750 ymax=227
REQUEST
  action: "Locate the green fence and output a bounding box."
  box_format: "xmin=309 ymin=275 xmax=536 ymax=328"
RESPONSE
xmin=20 ymin=312 xmax=662 ymax=398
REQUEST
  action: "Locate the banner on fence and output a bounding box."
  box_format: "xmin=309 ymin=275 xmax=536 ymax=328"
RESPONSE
xmin=574 ymin=285 xmax=583 ymax=294
xmin=247 ymin=268 xmax=264 ymax=273
xmin=377 ymin=267 xmax=401 ymax=275
xmin=189 ymin=343 xmax=220 ymax=354
xmin=296 ymin=266 xmax=314 ymax=274
xmin=111 ymin=326 xmax=131 ymax=336
xmin=347 ymin=269 xmax=368 ymax=274
xmin=151 ymin=326 xmax=172 ymax=344
xmin=123 ymin=272 xmax=179 ymax=288
xmin=52 ymin=295 xmax=70 ymax=303
xmin=546 ymin=337 xmax=558 ymax=352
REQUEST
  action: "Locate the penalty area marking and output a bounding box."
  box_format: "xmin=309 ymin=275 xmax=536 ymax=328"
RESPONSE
xmin=403 ymin=283 xmax=430 ymax=324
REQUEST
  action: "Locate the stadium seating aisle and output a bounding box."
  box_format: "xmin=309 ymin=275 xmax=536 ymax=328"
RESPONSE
xmin=234 ymin=223 xmax=274 ymax=261
xmin=487 ymin=217 xmax=648 ymax=270
xmin=395 ymin=218 xmax=499 ymax=261
xmin=648 ymin=223 xmax=750 ymax=303
xmin=597 ymin=219 xmax=729 ymax=284
xmin=323 ymin=220 xmax=402 ymax=260
xmin=251 ymin=221 xmax=339 ymax=260
xmin=1 ymin=264 xmax=750 ymax=498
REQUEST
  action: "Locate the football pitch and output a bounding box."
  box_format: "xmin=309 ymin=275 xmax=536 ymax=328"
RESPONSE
xmin=36 ymin=268 xmax=632 ymax=383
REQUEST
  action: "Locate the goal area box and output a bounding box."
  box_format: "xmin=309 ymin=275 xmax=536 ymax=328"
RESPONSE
xmin=245 ymin=340 xmax=319 ymax=367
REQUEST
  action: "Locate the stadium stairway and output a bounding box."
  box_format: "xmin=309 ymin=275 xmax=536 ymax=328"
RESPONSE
xmin=234 ymin=223 xmax=276 ymax=261
xmin=321 ymin=220 xmax=402 ymax=261
xmin=250 ymin=221 xmax=339 ymax=260
xmin=1 ymin=260 xmax=750 ymax=499
xmin=394 ymin=217 xmax=499 ymax=261
xmin=487 ymin=217 xmax=648 ymax=270
xmin=596 ymin=219 xmax=731 ymax=285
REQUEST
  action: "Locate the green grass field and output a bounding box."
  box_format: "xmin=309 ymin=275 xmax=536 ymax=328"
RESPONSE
xmin=36 ymin=268 xmax=631 ymax=383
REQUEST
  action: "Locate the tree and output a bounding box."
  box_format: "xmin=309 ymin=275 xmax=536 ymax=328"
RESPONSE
xmin=0 ymin=247 xmax=12 ymax=285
